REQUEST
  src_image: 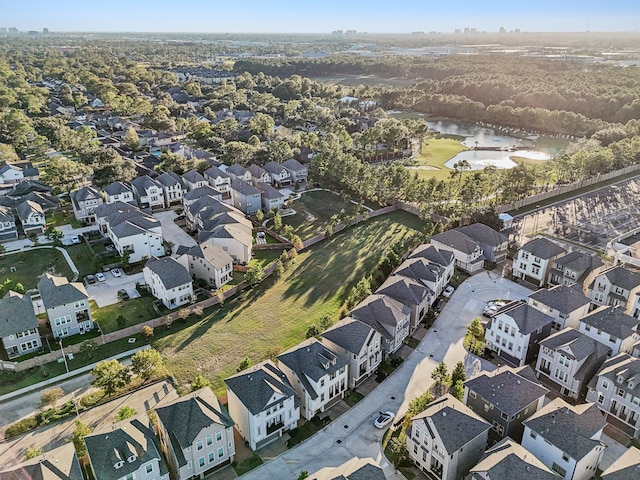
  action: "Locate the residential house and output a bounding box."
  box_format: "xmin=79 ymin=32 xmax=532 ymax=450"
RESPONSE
xmin=224 ymin=360 xmax=300 ymax=450
xmin=130 ymin=175 xmax=165 ymax=209
xmin=393 ymin=257 xmax=443 ymax=298
xmin=536 ymin=328 xmax=610 ymax=399
xmin=203 ymin=166 xmax=231 ymax=198
xmin=376 ymin=275 xmax=431 ymax=332
xmin=225 ymin=163 xmax=252 ymax=183
xmin=587 ymin=266 xmax=640 ymax=313
xmin=409 ymin=244 xmax=455 ymax=286
xmin=513 ymin=238 xmax=567 ymax=287
xmin=263 ymin=161 xmax=292 ymax=187
xmin=321 ymin=317 xmax=382 ymax=388
xmin=0 ymin=162 xmax=24 ymax=184
xmin=522 ymin=399 xmax=606 ymax=480
xmin=350 ymin=294 xmax=411 ymax=355
xmin=156 ymin=171 xmax=185 ymax=207
xmin=276 ymin=338 xmax=348 ymax=420
xmin=406 ymin=394 xmax=491 ymax=480
xmin=528 ymin=285 xmax=592 ymax=331
xmin=85 ymin=416 xmax=169 ymax=480
xmin=466 ymin=437 xmax=560 ymax=480
xmin=308 ymin=458 xmax=386 ymax=480
xmin=16 ymin=200 xmax=45 ymax=235
xmin=199 ymin=221 xmax=252 ymax=265
xmin=229 ymin=178 xmax=261 ymax=215
xmin=586 ymin=353 xmax=640 ymax=438
xmin=255 ymin=182 xmax=286 ymax=211
xmin=182 ymin=169 xmax=208 ymax=191
xmin=430 ymin=229 xmax=484 ymax=274
xmin=102 ymin=181 xmax=135 ymax=205
xmin=183 ymin=185 xmax=223 ymax=208
xmin=176 ymin=243 xmax=233 ymax=289
xmin=578 ymin=306 xmax=640 ymax=356
xmin=70 ymin=186 xmax=104 ymax=224
xmin=457 ymin=223 xmax=508 ymax=264
xmin=143 ymin=256 xmax=194 ymax=309
xmin=0 ymin=291 xmax=41 ymax=359
xmin=282 ymin=158 xmax=308 ymax=183
xmin=38 ymin=274 xmax=93 ymax=339
xmin=600 ymin=446 xmax=640 ymax=480
xmin=247 ymin=164 xmax=271 ymax=185
xmin=547 ymin=251 xmax=605 ymax=290
xmin=155 ymin=387 xmax=235 ymax=479
xmin=485 ymin=301 xmax=554 ymax=367
xmin=0 ymin=205 xmax=18 ymax=241
xmin=464 ymin=365 xmax=549 ymax=443
xmin=0 ymin=442 xmax=82 ymax=480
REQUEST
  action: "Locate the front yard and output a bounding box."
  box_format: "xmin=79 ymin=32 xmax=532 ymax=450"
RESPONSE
xmin=0 ymin=248 xmax=73 ymax=290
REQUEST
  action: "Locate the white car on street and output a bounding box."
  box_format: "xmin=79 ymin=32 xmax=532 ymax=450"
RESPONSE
xmin=95 ymin=272 xmax=106 ymax=282
xmin=111 ymin=268 xmax=123 ymax=277
xmin=374 ymin=411 xmax=395 ymax=429
xmin=443 ymin=285 xmax=455 ymax=297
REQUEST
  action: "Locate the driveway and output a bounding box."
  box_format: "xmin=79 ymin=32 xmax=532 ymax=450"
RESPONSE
xmin=154 ymin=210 xmax=196 ymax=254
xmin=85 ymin=271 xmax=144 ymax=307
xmin=234 ymin=273 xmax=533 ymax=480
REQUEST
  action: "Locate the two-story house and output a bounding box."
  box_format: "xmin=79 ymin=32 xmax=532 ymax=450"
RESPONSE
xmin=263 ymin=161 xmax=292 ymax=187
xmin=0 ymin=442 xmax=82 ymax=480
xmin=224 ymin=360 xmax=300 ymax=451
xmin=547 ymin=250 xmax=605 ymax=290
xmin=182 ymin=169 xmax=208 ymax=191
xmin=156 ymin=171 xmax=185 ymax=207
xmin=464 ymin=366 xmax=549 ymax=443
xmin=176 ymin=243 xmax=233 ymax=290
xmin=199 ymin=222 xmax=253 ymax=265
xmin=155 ymin=387 xmax=235 ymax=479
xmin=600 ymin=446 xmax=640 ymax=480
xmin=485 ymin=301 xmax=554 ymax=367
xmin=321 ymin=317 xmax=382 ymax=388
xmin=130 ymin=175 xmax=165 ymax=209
xmin=38 ymin=274 xmax=93 ymax=339
xmin=255 ymin=182 xmax=286 ymax=212
xmin=0 ymin=205 xmax=18 ymax=241
xmin=393 ymin=257 xmax=442 ymax=299
xmin=143 ymin=256 xmax=194 ymax=309
xmin=16 ymin=199 xmax=45 ymax=235
xmin=102 ymin=181 xmax=135 ymax=205
xmin=308 ymin=458 xmax=386 ymax=480
xmin=587 ymin=266 xmax=640 ymax=313
xmin=578 ymin=306 xmax=640 ymax=356
xmin=457 ymin=223 xmax=508 ymax=264
xmin=225 ymin=163 xmax=252 ymax=183
xmin=282 ymin=158 xmax=308 ymax=184
xmin=409 ymin=244 xmax=455 ymax=286
xmin=0 ymin=291 xmax=41 ymax=359
xmin=376 ymin=275 xmax=431 ymax=332
xmin=513 ymin=238 xmax=566 ymax=287
xmin=536 ymin=328 xmax=610 ymax=399
xmin=350 ymin=294 xmax=411 ymax=355
xmin=522 ymin=399 xmax=606 ymax=480
xmin=70 ymin=186 xmax=103 ymax=224
xmin=430 ymin=229 xmax=484 ymax=274
xmin=203 ymin=166 xmax=231 ymax=199
xmin=586 ymin=353 xmax=640 ymax=438
xmin=528 ymin=285 xmax=592 ymax=331
xmin=247 ymin=164 xmax=271 ymax=186
xmin=276 ymin=338 xmax=348 ymax=420
xmin=230 ymin=179 xmax=261 ymax=215
xmin=407 ymin=394 xmax=491 ymax=480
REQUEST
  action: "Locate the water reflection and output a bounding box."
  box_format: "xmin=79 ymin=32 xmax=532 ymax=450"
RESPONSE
xmin=426 ymin=120 xmax=534 ymax=149
xmin=444 ymin=149 xmax=551 ymax=171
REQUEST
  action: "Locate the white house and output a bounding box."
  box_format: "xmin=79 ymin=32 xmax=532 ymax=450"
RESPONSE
xmin=393 ymin=257 xmax=443 ymax=299
xmin=587 ymin=266 xmax=640 ymax=313
xmin=376 ymin=275 xmax=431 ymax=332
xmin=578 ymin=306 xmax=640 ymax=356
xmin=0 ymin=205 xmax=18 ymax=241
xmin=282 ymin=158 xmax=308 ymax=183
xmin=513 ymin=237 xmax=566 ymax=287
xmin=203 ymin=166 xmax=231 ymax=198
xmin=102 ymin=181 xmax=135 ymax=205
xmin=0 ymin=291 xmax=41 ymax=359
xmin=176 ymin=243 xmax=233 ymax=290
xmin=130 ymin=175 xmax=165 ymax=209
xmin=277 ymin=338 xmax=348 ymax=420
xmin=456 ymin=223 xmax=508 ymax=264
xmin=156 ymin=171 xmax=185 ymax=207
xmin=143 ymin=256 xmax=194 ymax=309
xmin=182 ymin=169 xmax=208 ymax=191
xmin=350 ymin=294 xmax=411 ymax=355
xmin=522 ymin=399 xmax=606 ymax=480
xmin=16 ymin=200 xmax=45 ymax=235
xmin=247 ymin=164 xmax=271 ymax=185
xmin=263 ymin=161 xmax=292 ymax=187
xmin=70 ymin=186 xmax=103 ymax=224
xmin=547 ymin=250 xmax=605 ymax=290
xmin=408 ymin=244 xmax=455 ymax=286
xmin=255 ymin=182 xmax=286 ymax=211
xmin=199 ymin=222 xmax=253 ymax=265
xmin=225 ymin=163 xmax=252 ymax=183
xmin=224 ymin=360 xmax=300 ymax=450
xmin=37 ymin=274 xmax=93 ymax=339
xmin=527 ymin=285 xmax=592 ymax=331
xmin=430 ymin=229 xmax=484 ymax=274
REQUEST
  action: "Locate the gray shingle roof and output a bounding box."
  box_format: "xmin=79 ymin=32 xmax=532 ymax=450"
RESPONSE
xmin=376 ymin=275 xmax=429 ymax=307
xmin=457 ymin=223 xmax=507 ymax=247
xmin=321 ymin=317 xmax=377 ymax=355
xmin=156 ymin=171 xmax=184 ymax=187
xmin=37 ymin=274 xmax=88 ymax=310
xmin=589 ymin=353 xmax=640 ymax=396
xmin=247 ymin=164 xmax=267 ymax=178
xmin=528 ymin=285 xmax=591 ymax=314
xmin=103 ymin=181 xmax=133 ymax=196
xmin=71 ymin=186 xmax=101 ymax=204
xmin=183 ymin=244 xmax=233 ymax=270
xmin=282 ymin=158 xmax=306 ymax=172
xmin=541 ymin=328 xmax=610 ymax=362
xmin=16 ymin=199 xmax=43 ymax=221
xmin=350 ymin=294 xmax=411 ymax=340
xmin=255 ymin=182 xmax=285 ymax=200
xmin=553 ymin=251 xmax=604 ymax=276
xmin=603 ymin=266 xmax=640 ymax=291
xmin=0 ymin=291 xmax=37 ymax=339
xmin=519 ymin=237 xmax=566 ymax=260
xmin=224 ymin=360 xmax=297 ymax=416
xmin=144 ymin=256 xmax=192 ymax=290
xmin=309 ymin=459 xmax=386 ymax=480
xmin=0 ymin=442 xmax=82 ymax=480
xmin=409 ymin=244 xmax=454 ymax=267
xmin=204 ymin=166 xmax=230 ymax=181
xmin=0 ymin=205 xmax=14 ymax=223
xmin=231 ymin=178 xmax=260 ymax=196
xmin=601 ymin=446 xmax=640 ymax=480
xmin=580 ymin=306 xmax=640 ymax=341
xmin=496 ymin=302 xmax=554 ymax=335
xmin=130 ymin=175 xmax=161 ymax=193
xmin=226 ymin=163 xmax=248 ymax=177
xmin=393 ymin=258 xmax=441 ymax=285
xmin=524 ymin=399 xmax=606 ymax=461
xmin=263 ymin=161 xmax=288 ymax=175
xmin=182 ymin=169 xmax=206 ymax=184
xmin=183 ymin=185 xmax=221 ymax=202
xmin=431 ymin=229 xmax=480 ymax=255
xmin=465 ymin=366 xmax=549 ymax=416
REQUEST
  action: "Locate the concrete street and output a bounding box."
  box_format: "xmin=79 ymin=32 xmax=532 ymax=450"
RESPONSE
xmin=154 ymin=210 xmax=196 ymax=254
xmin=85 ymin=271 xmax=144 ymax=307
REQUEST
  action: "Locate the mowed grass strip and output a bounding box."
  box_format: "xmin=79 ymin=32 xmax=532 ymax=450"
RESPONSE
xmin=285 ymin=190 xmax=358 ymax=240
xmin=406 ymin=137 xmax=469 ymax=182
xmin=153 ymin=210 xmax=426 ymax=395
xmin=0 ymin=248 xmax=73 ymax=289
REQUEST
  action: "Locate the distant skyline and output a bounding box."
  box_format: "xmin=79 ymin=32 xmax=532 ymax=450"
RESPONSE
xmin=2 ymin=0 xmax=639 ymax=34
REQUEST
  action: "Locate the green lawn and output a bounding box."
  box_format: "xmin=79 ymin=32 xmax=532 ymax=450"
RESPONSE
xmin=404 ymin=137 xmax=469 ymax=182
xmin=250 ymin=249 xmax=283 ymax=270
xmin=0 ymin=248 xmax=73 ymax=290
xmin=65 ymin=243 xmax=120 ymax=278
xmin=91 ymin=296 xmax=160 ymax=334
xmin=46 ymin=209 xmax=81 ymax=228
xmin=233 ymin=454 xmax=263 ymax=476
xmin=285 ymin=190 xmax=360 ymax=240
xmin=152 ymin=210 xmax=427 ymax=395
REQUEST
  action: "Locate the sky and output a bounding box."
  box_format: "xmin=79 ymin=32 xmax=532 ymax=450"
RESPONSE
xmin=1 ymin=0 xmax=639 ymax=33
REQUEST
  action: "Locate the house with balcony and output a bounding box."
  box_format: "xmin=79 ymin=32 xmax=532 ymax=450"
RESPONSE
xmin=600 ymin=446 xmax=640 ymax=480
xmin=0 ymin=291 xmax=41 ymax=359
xmin=485 ymin=301 xmax=554 ymax=367
xmin=522 ymin=399 xmax=606 ymax=480
xmin=16 ymin=199 xmax=45 ymax=235
xmin=156 ymin=171 xmax=185 ymax=207
xmin=224 ymin=360 xmax=300 ymax=451
xmin=393 ymin=257 xmax=443 ymax=299
xmin=155 ymin=387 xmax=235 ymax=479
xmin=203 ymin=166 xmax=231 ymax=199
xmin=85 ymin=416 xmax=169 ymax=480
xmin=408 ymin=244 xmax=455 ymax=286
xmin=0 ymin=205 xmax=18 ymax=241
xmin=376 ymin=275 xmax=431 ymax=332
xmin=586 ymin=266 xmax=640 ymax=313
xmin=176 ymin=243 xmax=233 ymax=290
xmin=527 ymin=285 xmax=592 ymax=331
xmin=276 ymin=338 xmax=348 ymax=420
xmin=0 ymin=442 xmax=82 ymax=480
xmin=513 ymin=238 xmax=566 ymax=287
xmin=350 ymin=294 xmax=411 ymax=355
xmin=143 ymin=256 xmax=194 ymax=309
xmin=536 ymin=328 xmax=610 ymax=399
xmin=464 ymin=366 xmax=549 ymax=443
xmin=130 ymin=175 xmax=165 ymax=209
xmin=38 ymin=274 xmax=93 ymax=339
xmin=247 ymin=164 xmax=271 ymax=186
xmin=229 ymin=178 xmax=261 ymax=215
xmin=547 ymin=251 xmax=604 ymax=290
xmin=282 ymin=158 xmax=308 ymax=183
xmin=263 ymin=161 xmax=292 ymax=187
xmin=578 ymin=306 xmax=640 ymax=356
xmin=70 ymin=186 xmax=103 ymax=224
xmin=406 ymin=394 xmax=491 ymax=480
xmin=102 ymin=181 xmax=135 ymax=205
xmin=586 ymin=353 xmax=640 ymax=438
xmin=321 ymin=317 xmax=382 ymax=388
xmin=430 ymin=229 xmax=484 ymax=274
xmin=456 ymin=223 xmax=508 ymax=264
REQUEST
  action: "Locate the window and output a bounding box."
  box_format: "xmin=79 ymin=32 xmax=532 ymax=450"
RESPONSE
xmin=470 ymin=390 xmax=476 ymax=399
xmin=217 ymin=447 xmax=224 ymax=458
xmin=552 ymin=462 xmax=567 ymax=477
xmin=125 ymin=474 xmax=134 ymax=480
xmin=145 ymin=464 xmax=153 ymax=474
xmin=206 ymin=434 xmax=213 ymax=446
xmin=414 ymin=426 xmax=421 ymax=438
xmin=208 ymin=452 xmax=215 ymax=463
xmin=558 ymin=355 xmax=570 ymax=367
xmin=617 ymin=388 xmax=626 ymax=397
xmin=198 ymin=457 xmax=205 ymax=468
xmin=501 ymin=412 xmax=508 ymax=420
xmin=492 ymin=421 xmax=504 ymax=435
xmin=216 ymin=430 xmax=222 ymax=441
xmin=196 ymin=439 xmax=203 ymax=451
xmin=530 ymin=431 xmax=537 ymax=439
xmin=562 ymin=452 xmax=570 ymax=462
xmin=602 ymin=380 xmax=610 ymax=390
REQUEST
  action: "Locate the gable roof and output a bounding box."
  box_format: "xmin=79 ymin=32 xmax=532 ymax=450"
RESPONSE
xmin=282 ymin=158 xmax=306 ymax=172
xmin=494 ymin=302 xmax=554 ymax=335
xmin=519 ymin=237 xmax=566 ymax=260
xmin=38 ymin=274 xmax=88 ymax=309
xmin=200 ymin=223 xmax=252 ymax=248
xmin=255 ymin=182 xmax=285 ymax=200
xmin=103 ymin=181 xmax=133 ymax=196
xmin=204 ymin=165 xmax=230 ymax=181
xmin=457 ymin=223 xmax=507 ymax=247
xmin=350 ymin=294 xmax=411 ymax=340
xmin=601 ymin=446 xmax=640 ymax=480
xmin=580 ymin=306 xmax=640 ymax=340
xmin=182 ymin=169 xmax=206 ymax=184
xmin=431 ymin=229 xmax=480 ymax=255
xmin=224 ymin=360 xmax=297 ymax=416
xmin=309 ymin=458 xmax=386 ymax=480
xmin=409 ymin=244 xmax=454 ymax=267
xmin=589 ymin=353 xmax=640 ymax=396
xmin=231 ymin=178 xmax=261 ymax=196
xmin=16 ymin=199 xmax=43 ymax=220
xmin=156 ymin=171 xmax=184 ymax=187
xmin=183 ymin=243 xmax=233 ymax=270
xmin=376 ymin=275 xmax=429 ymax=307
xmin=540 ymin=328 xmax=610 ymax=381
xmin=601 ymin=266 xmax=640 ymax=291
xmin=553 ymin=250 xmax=604 ymax=275
xmin=263 ymin=161 xmax=288 ymax=175
xmin=0 ymin=291 xmax=37 ymax=338
xmin=144 ymin=256 xmax=192 ymax=290
xmin=247 ymin=164 xmax=267 ymax=178
xmin=528 ymin=285 xmax=591 ymax=314
xmin=130 ymin=175 xmax=161 ymax=192
xmin=226 ymin=163 xmax=248 ymax=177
xmin=0 ymin=205 xmax=14 ymax=223
xmin=183 ymin=185 xmax=221 ymax=203
xmin=393 ymin=257 xmax=441 ymax=285
xmin=321 ymin=317 xmax=378 ymax=355
xmin=71 ymin=186 xmax=101 ymax=204
xmin=0 ymin=442 xmax=82 ymax=480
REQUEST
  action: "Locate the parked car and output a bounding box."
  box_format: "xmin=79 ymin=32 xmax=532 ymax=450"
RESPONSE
xmin=110 ymin=268 xmax=123 ymax=277
xmin=443 ymin=285 xmax=455 ymax=297
xmin=483 ymin=300 xmax=507 ymax=318
xmin=95 ymin=272 xmax=106 ymax=282
xmin=71 ymin=235 xmax=81 ymax=244
xmin=374 ymin=411 xmax=395 ymax=429
xmin=85 ymin=274 xmax=96 ymax=285
xmin=118 ymin=289 xmax=130 ymax=301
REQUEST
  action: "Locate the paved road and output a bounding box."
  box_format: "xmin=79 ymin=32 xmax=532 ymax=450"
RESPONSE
xmin=154 ymin=210 xmax=195 ymax=254
xmin=236 ymin=273 xmax=533 ymax=480
xmin=85 ymin=271 xmax=144 ymax=307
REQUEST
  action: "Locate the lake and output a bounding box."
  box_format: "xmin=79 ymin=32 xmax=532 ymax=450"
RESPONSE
xmin=444 ymin=149 xmax=552 ymax=171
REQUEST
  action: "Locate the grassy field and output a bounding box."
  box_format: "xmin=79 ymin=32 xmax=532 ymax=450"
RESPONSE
xmin=404 ymin=137 xmax=468 ymax=182
xmin=46 ymin=209 xmax=81 ymax=228
xmin=152 ymin=210 xmax=427 ymax=395
xmin=0 ymin=248 xmax=73 ymax=290
xmin=250 ymin=249 xmax=283 ymax=269
xmin=285 ymin=190 xmax=359 ymax=240
xmin=91 ymin=296 xmax=160 ymax=334
xmin=65 ymin=243 xmax=120 ymax=278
